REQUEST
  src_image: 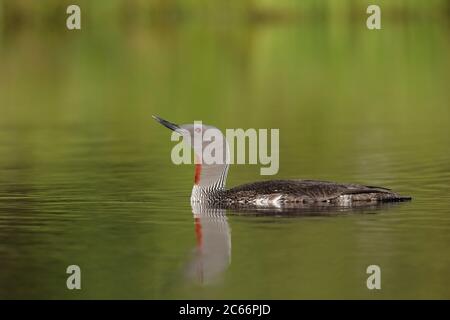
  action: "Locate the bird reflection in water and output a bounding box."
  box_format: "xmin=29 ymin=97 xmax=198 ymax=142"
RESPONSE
xmin=185 ymin=203 xmax=231 ymax=285
xmin=183 ymin=201 xmax=410 ymax=284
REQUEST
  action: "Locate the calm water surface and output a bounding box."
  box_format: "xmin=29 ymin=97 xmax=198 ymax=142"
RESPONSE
xmin=0 ymin=20 xmax=449 ymax=299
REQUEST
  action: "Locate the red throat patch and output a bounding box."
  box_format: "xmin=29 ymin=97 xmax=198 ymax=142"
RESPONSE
xmin=194 ymin=163 xmax=202 ymax=184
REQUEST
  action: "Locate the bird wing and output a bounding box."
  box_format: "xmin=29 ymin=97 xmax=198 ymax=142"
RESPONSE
xmin=226 ymin=179 xmax=395 ymax=203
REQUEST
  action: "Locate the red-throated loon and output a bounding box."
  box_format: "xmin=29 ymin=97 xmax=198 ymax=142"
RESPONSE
xmin=153 ymin=115 xmax=411 ymax=209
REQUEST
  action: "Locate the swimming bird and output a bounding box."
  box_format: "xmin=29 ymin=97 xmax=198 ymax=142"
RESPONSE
xmin=153 ymin=115 xmax=411 ymax=209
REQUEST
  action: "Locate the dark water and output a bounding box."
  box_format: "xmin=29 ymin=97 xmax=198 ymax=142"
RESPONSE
xmin=1 ymin=20 xmax=450 ymax=299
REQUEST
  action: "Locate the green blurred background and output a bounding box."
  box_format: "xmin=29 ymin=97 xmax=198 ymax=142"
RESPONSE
xmin=0 ymin=1 xmax=449 ymax=299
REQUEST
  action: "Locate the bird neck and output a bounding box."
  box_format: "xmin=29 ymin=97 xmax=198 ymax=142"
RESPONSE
xmin=191 ymin=163 xmax=229 ymax=203
xmin=190 ymin=128 xmax=230 ymax=202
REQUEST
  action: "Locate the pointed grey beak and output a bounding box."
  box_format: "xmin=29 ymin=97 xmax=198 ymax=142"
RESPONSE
xmin=152 ymin=115 xmax=180 ymax=132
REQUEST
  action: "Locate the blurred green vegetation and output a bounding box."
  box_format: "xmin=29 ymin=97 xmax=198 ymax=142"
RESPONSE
xmin=0 ymin=0 xmax=449 ymax=30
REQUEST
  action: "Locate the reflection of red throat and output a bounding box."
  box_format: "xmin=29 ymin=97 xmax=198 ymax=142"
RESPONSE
xmin=194 ymin=217 xmax=203 ymax=248
xmin=194 ymin=217 xmax=204 ymax=283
